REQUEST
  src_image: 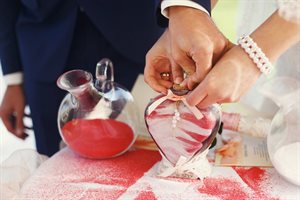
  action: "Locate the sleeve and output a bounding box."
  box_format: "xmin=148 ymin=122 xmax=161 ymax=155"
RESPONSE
xmin=3 ymin=72 xmax=23 ymax=85
xmin=161 ymin=0 xmax=210 ymax=18
xmin=277 ymin=0 xmax=300 ymax=24
xmin=0 ymin=0 xmax=22 ymax=76
xmin=155 ymin=0 xmax=169 ymax=27
xmin=156 ymin=0 xmax=211 ymax=27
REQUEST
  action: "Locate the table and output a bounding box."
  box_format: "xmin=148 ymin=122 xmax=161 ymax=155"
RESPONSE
xmin=18 ymin=147 xmax=299 ymax=200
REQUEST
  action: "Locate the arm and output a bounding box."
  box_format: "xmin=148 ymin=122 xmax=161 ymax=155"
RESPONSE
xmin=0 ymin=0 xmax=22 ymax=75
xmin=186 ymin=10 xmax=300 ymax=108
xmin=251 ymin=11 xmax=300 ymax=62
xmin=0 ymin=0 xmax=26 ymax=139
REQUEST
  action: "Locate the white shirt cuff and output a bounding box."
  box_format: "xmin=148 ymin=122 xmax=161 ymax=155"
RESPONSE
xmin=3 ymin=72 xmax=23 ymax=85
xmin=161 ymin=0 xmax=210 ymax=18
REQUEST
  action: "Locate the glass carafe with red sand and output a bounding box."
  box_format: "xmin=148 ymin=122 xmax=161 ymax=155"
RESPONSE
xmin=57 ymin=58 xmax=138 ymax=159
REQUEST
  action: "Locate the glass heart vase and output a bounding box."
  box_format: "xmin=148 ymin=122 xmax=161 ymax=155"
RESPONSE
xmin=145 ymin=89 xmax=222 ymax=166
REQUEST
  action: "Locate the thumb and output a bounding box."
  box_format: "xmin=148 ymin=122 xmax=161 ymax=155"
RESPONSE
xmin=171 ymin=59 xmax=184 ymax=84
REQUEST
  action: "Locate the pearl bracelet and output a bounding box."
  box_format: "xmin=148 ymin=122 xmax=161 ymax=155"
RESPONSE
xmin=238 ymin=35 xmax=273 ymax=75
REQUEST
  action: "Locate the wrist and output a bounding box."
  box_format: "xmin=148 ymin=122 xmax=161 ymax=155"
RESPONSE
xmin=237 ymin=35 xmax=271 ymax=75
xmin=224 ymin=45 xmax=262 ymax=77
xmin=249 ymin=11 xmax=300 ymax=62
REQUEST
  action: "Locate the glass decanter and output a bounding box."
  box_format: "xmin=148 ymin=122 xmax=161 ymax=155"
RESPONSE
xmin=145 ymin=87 xmax=222 ymax=166
xmin=57 ymin=58 xmax=138 ymax=159
xmin=260 ymin=77 xmax=300 ymax=186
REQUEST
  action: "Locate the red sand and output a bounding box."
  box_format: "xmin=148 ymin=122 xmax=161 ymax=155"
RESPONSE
xmin=62 ymin=119 xmax=134 ymax=159
xmin=19 ymin=149 xmax=286 ymax=199
xmin=234 ymin=167 xmax=279 ymax=200
xmin=198 ymin=177 xmax=248 ymax=200
xmin=20 ymin=149 xmax=162 ymax=200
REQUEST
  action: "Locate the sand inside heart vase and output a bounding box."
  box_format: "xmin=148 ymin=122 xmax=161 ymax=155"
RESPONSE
xmin=145 ymin=91 xmax=222 ymax=167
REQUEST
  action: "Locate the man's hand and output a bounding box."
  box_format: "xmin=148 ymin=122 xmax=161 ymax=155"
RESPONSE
xmin=0 ymin=85 xmax=26 ymax=139
xmin=144 ymin=29 xmax=173 ymax=94
xmin=168 ymin=6 xmax=231 ymax=89
xmin=186 ymin=46 xmax=261 ymax=108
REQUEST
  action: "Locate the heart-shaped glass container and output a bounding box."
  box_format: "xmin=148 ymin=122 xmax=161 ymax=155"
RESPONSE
xmin=145 ymin=91 xmax=222 ymax=165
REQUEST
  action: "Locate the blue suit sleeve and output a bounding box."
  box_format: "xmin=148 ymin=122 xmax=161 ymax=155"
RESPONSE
xmin=156 ymin=0 xmax=211 ymax=27
xmin=0 ymin=0 xmax=22 ymax=75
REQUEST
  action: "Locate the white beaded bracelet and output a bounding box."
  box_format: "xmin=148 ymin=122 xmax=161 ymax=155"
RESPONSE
xmin=238 ymin=35 xmax=273 ymax=75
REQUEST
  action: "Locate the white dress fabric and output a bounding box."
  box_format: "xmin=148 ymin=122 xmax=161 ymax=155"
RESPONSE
xmin=237 ymin=0 xmax=300 ymax=118
xmin=0 ymin=150 xmax=48 ymax=200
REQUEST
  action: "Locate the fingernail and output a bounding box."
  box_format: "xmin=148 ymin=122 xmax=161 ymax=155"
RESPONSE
xmin=174 ymin=77 xmax=182 ymax=84
xmin=21 ymin=133 xmax=29 ymax=140
xmin=16 ymin=129 xmax=23 ymax=136
xmin=180 ymin=81 xmax=186 ymax=87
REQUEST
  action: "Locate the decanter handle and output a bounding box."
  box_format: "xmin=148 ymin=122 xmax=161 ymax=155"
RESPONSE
xmin=96 ymin=58 xmax=114 ymax=82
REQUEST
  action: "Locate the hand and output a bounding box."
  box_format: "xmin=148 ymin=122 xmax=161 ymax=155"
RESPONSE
xmin=186 ymin=45 xmax=261 ymax=108
xmin=168 ymin=6 xmax=231 ymax=89
xmin=144 ymin=29 xmax=173 ymax=94
xmin=0 ymin=85 xmax=26 ymax=139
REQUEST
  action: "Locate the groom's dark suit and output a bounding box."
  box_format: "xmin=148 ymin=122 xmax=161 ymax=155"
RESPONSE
xmin=0 ymin=0 xmax=164 ymax=156
xmin=0 ymin=0 xmax=211 ymax=156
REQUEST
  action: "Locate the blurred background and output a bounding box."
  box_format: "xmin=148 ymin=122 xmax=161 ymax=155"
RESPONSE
xmin=0 ymin=0 xmax=238 ymax=162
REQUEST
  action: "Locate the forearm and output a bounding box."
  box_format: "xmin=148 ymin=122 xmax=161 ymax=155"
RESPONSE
xmin=250 ymin=10 xmax=300 ymax=62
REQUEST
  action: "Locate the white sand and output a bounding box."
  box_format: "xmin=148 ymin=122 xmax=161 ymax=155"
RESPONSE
xmin=272 ymin=142 xmax=300 ymax=186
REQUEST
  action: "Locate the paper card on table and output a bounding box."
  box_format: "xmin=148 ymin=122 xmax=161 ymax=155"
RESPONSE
xmin=215 ymin=130 xmax=272 ymax=167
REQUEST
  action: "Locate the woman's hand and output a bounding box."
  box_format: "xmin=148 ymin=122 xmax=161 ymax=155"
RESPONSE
xmin=186 ymin=10 xmax=300 ymax=108
xmin=144 ymin=29 xmax=173 ymax=94
xmin=186 ymin=45 xmax=261 ymax=108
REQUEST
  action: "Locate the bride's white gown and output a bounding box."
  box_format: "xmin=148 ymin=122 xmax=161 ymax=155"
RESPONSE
xmin=237 ymin=0 xmax=300 ymax=118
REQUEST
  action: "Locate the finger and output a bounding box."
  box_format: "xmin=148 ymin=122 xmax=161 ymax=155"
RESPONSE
xmin=172 ymin=50 xmax=196 ymax=76
xmin=170 ymin=59 xmax=184 ymax=84
xmin=157 ymin=79 xmax=173 ymax=89
xmin=19 ymin=132 xmax=29 ymax=140
xmin=179 ymin=76 xmax=198 ymax=90
xmin=187 ymin=75 xmax=200 ymax=90
xmin=144 ymin=59 xmax=171 ymax=94
xmin=186 ymin=82 xmax=207 ymax=106
xmin=1 ymin=113 xmax=14 ymax=133
xmin=179 ymin=78 xmax=188 ymax=89
xmin=196 ymin=95 xmax=218 ymax=109
xmin=145 ymin=76 xmax=169 ymax=94
xmin=190 ymin=48 xmax=213 ymax=84
xmin=15 ymin=108 xmax=25 ymax=138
